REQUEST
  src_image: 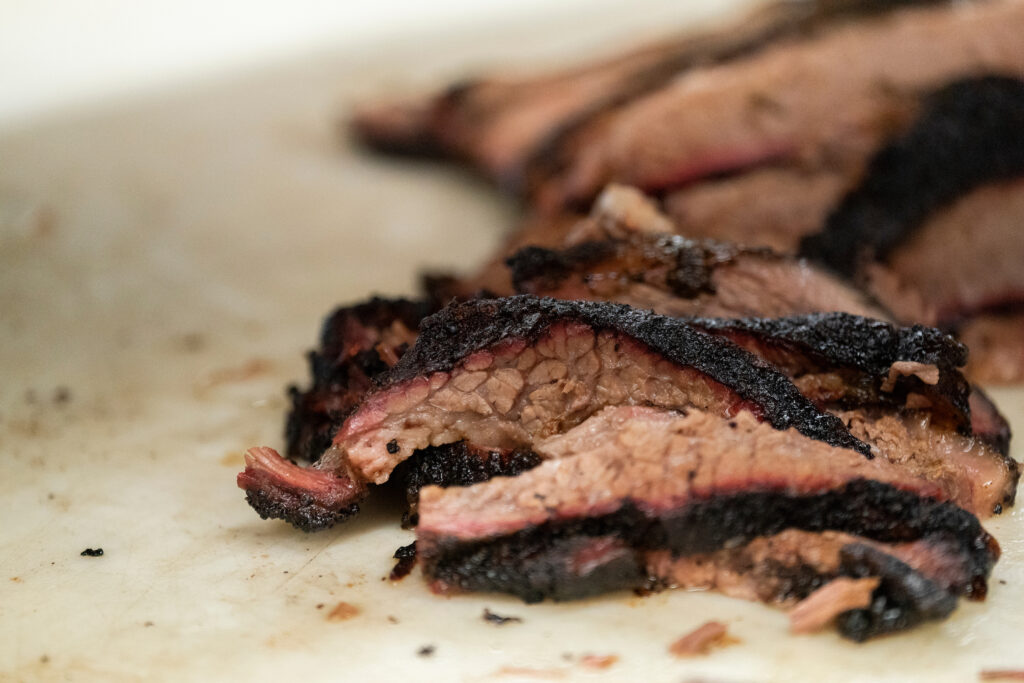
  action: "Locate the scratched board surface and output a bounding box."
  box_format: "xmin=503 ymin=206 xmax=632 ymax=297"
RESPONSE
xmin=2 ymin=2 xmax=1023 ymax=681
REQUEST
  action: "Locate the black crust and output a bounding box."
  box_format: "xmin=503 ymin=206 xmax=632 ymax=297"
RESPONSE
xmin=384 ymin=296 xmax=871 ymax=455
xmin=801 ymin=76 xmax=1024 ymax=277
xmin=836 ymin=543 xmax=958 ymax=640
xmin=394 ymin=442 xmax=543 ymax=527
xmin=697 ymin=312 xmax=967 ymax=372
xmin=285 ymin=297 xmax=433 ymax=462
xmin=510 ymin=238 xmax=975 ymax=431
xmin=695 ymin=312 xmax=972 ymax=430
xmin=243 ymin=486 xmax=360 ymax=533
xmin=423 ymin=479 xmax=996 ymax=638
xmin=507 ymin=234 xmax=749 ymax=299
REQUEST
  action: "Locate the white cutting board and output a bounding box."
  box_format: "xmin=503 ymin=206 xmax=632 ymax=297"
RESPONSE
xmin=1 ymin=4 xmax=1022 ymax=681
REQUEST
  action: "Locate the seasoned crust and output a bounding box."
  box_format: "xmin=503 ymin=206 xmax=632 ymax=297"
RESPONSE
xmin=285 ymin=297 xmax=432 ymax=461
xmin=801 ymin=76 xmax=1024 ymax=276
xmin=386 ymin=296 xmax=870 ymax=455
xmin=421 ymin=479 xmax=995 ymax=640
xmin=694 ymin=312 xmax=971 ymax=429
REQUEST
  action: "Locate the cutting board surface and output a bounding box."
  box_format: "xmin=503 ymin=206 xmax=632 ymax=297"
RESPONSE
xmin=2 ymin=4 xmax=1023 ymax=681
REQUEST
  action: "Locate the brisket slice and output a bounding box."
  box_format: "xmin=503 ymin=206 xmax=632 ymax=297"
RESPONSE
xmin=284 ymin=297 xmax=431 ymax=463
xmin=417 ymin=408 xmax=997 ymax=640
xmin=508 ymin=231 xmax=890 ymax=321
xmin=392 ymin=442 xmax=541 ymax=528
xmin=240 ymin=298 xmax=429 ymax=529
xmin=352 ymin=0 xmax=944 ymax=192
xmin=554 ymin=2 xmax=1024 ymax=208
xmin=239 ymin=296 xmax=868 ymax=531
xmin=801 ymin=77 xmax=1024 ymax=278
xmin=691 ymin=314 xmax=970 ymax=429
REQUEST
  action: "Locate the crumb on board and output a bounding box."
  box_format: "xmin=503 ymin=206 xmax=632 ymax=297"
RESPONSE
xmin=80 ymin=548 xmax=104 ymax=557
xmin=387 ymin=615 xmax=399 ymax=624
xmin=417 ymin=645 xmax=435 ymax=657
xmin=579 ymin=654 xmax=618 ymax=670
xmin=53 ymin=387 xmax=71 ymax=404
xmin=483 ymin=608 xmax=523 ymax=625
xmin=669 ymin=621 xmax=737 ymax=657
xmin=326 ymin=602 xmax=360 ymax=622
xmin=389 ymin=542 xmax=417 ymax=581
xmin=789 ymin=577 xmax=880 ymax=634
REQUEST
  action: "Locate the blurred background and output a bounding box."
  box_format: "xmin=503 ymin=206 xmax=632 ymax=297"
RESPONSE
xmin=0 ymin=0 xmax=751 ymax=129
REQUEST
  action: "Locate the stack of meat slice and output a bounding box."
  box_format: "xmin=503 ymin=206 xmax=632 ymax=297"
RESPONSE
xmin=353 ymin=0 xmax=1024 ymax=382
xmin=236 ymin=0 xmax=1024 ymax=643
xmin=239 ymin=294 xmax=1017 ymax=640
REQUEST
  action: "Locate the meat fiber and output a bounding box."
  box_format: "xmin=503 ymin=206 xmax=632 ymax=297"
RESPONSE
xmin=508 ymin=224 xmax=1019 ymax=512
xmin=417 ymin=407 xmax=998 ymax=640
xmin=238 ymin=296 xmax=868 ymax=531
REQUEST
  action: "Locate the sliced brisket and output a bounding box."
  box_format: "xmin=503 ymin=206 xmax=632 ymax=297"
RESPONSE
xmin=239 ymin=296 xmax=869 ymax=531
xmin=352 ymin=0 xmax=948 ymax=192
xmin=801 ymin=77 xmax=1024 ymax=279
xmin=508 ymin=230 xmax=890 ymax=320
xmin=284 ymin=297 xmax=430 ymax=462
xmin=555 ymin=2 xmax=1024 ymax=207
xmin=417 ymin=407 xmax=998 ymax=640
xmin=510 ymin=235 xmax=1019 ymax=512
xmin=393 ymin=442 xmax=541 ymax=527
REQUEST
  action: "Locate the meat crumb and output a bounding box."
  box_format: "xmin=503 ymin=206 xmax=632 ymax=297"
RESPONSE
xmin=326 ymin=602 xmax=360 ymax=622
xmin=53 ymin=387 xmax=71 ymax=404
xmin=389 ymin=542 xmax=417 ymax=580
xmin=39 ymin=655 xmax=49 ymax=664
xmin=483 ymin=608 xmax=523 ymax=625
xmin=144 ymin=621 xmax=154 ymax=627
xmin=789 ymin=577 xmax=880 ymax=634
xmin=669 ymin=621 xmax=735 ymax=657
xmin=387 ymin=615 xmax=399 ymax=624
xmin=80 ymin=548 xmax=104 ymax=557
xmin=579 ymin=654 xmax=618 ymax=669
xmin=315 ymin=603 xmax=324 ymax=610
xmin=417 ymin=645 xmax=435 ymax=657
xmin=980 ymin=672 xmax=1024 ymax=681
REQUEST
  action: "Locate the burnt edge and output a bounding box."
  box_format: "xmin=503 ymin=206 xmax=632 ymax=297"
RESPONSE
xmin=422 ymin=478 xmax=997 ymax=639
xmin=285 ymin=297 xmax=433 ymax=462
xmin=394 ymin=442 xmax=543 ymax=527
xmin=800 ymin=76 xmax=1024 ymax=278
xmin=243 ymin=483 xmax=360 ymax=533
xmin=507 ymin=234 xmax=755 ymax=300
xmin=385 ymin=296 xmax=872 ymax=456
xmin=694 ymin=313 xmax=972 ymax=429
xmin=836 ymin=543 xmax=957 ymax=641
